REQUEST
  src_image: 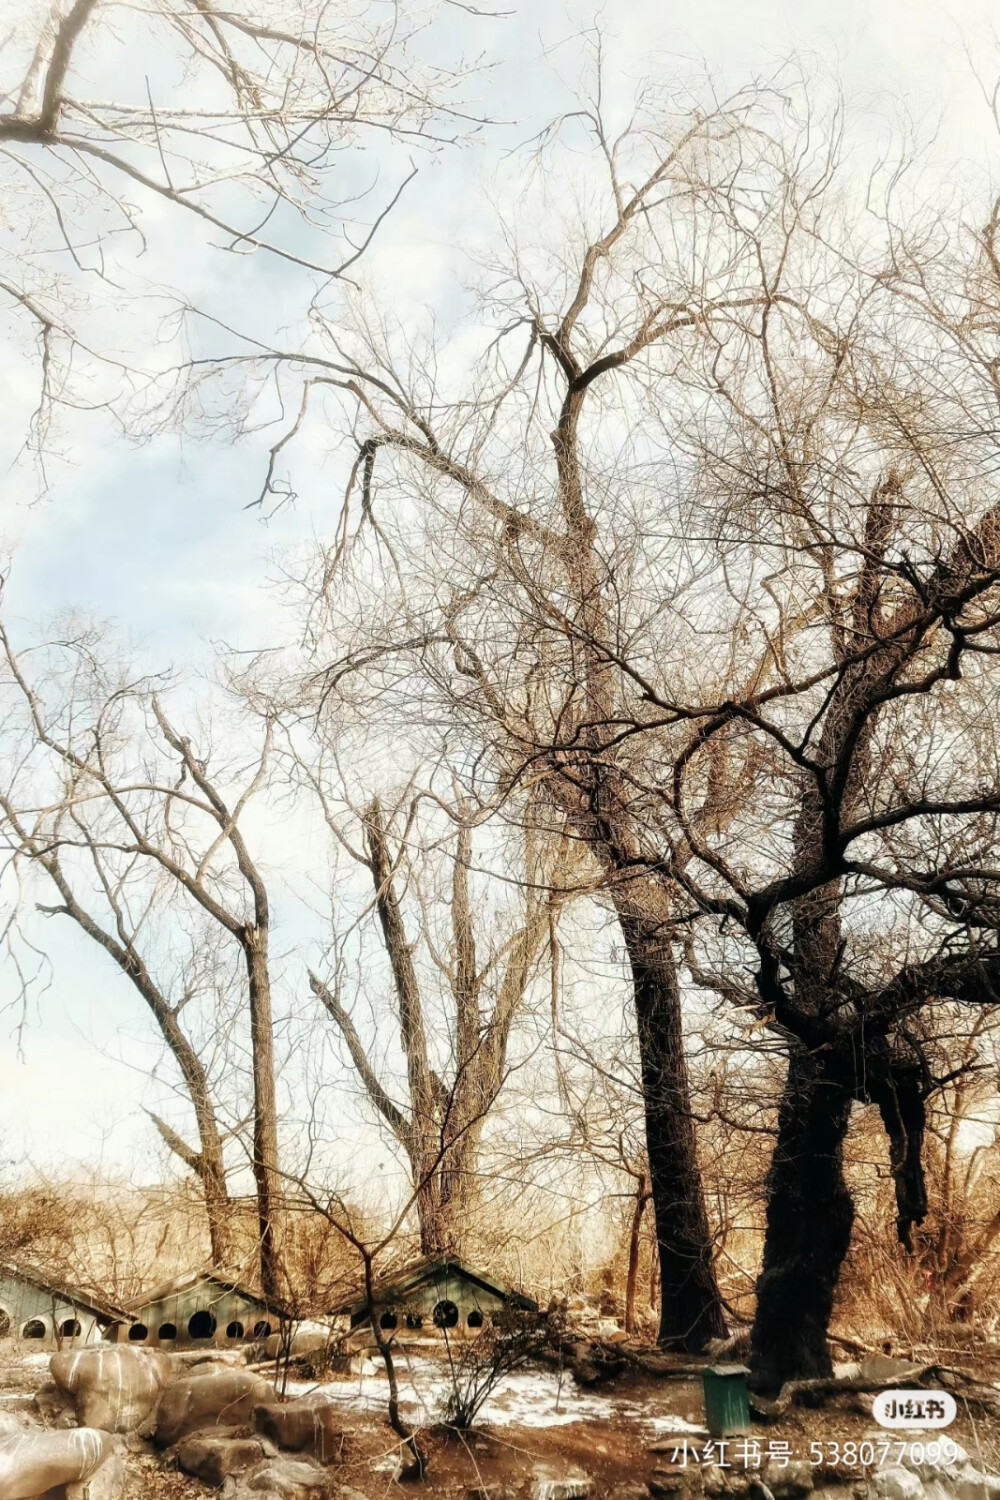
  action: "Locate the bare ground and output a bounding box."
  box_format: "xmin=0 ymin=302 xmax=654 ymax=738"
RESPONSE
xmin=0 ymin=1344 xmax=997 ymax=1498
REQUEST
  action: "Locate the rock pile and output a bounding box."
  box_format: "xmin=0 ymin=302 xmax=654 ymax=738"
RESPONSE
xmin=0 ymin=1347 xmax=357 ymax=1500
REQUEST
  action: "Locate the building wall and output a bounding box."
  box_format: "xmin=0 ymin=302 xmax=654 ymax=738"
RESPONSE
xmin=116 ymin=1283 xmax=276 ymax=1349
xmin=0 ymin=1273 xmax=108 ymax=1348
xmin=357 ymin=1269 xmax=511 ymax=1341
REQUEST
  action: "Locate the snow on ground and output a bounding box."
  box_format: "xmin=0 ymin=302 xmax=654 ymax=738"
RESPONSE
xmin=285 ymin=1358 xmax=709 ymax=1435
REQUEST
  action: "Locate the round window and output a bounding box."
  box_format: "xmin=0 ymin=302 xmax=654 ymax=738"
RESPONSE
xmin=226 ymin=1321 xmax=244 ymax=1340
xmin=158 ymin=1323 xmax=177 ymax=1340
xmin=379 ymin=1309 xmax=398 ymax=1330
xmin=127 ymin=1323 xmax=148 ymax=1342
xmin=252 ymin=1320 xmax=272 ymax=1339
xmin=432 ymin=1299 xmax=459 ymax=1329
xmin=60 ymin=1319 xmax=82 ymax=1338
xmin=187 ymin=1310 xmax=217 ymax=1340
xmin=467 ymin=1309 xmax=484 ymax=1328
xmin=22 ymin=1319 xmax=46 ymax=1339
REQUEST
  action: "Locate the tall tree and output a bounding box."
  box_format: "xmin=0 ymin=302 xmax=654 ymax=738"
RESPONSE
xmin=641 ymin=161 xmax=1000 ymax=1386
xmin=308 ymin=793 xmax=559 ymax=1257
xmin=0 ymin=615 xmax=284 ymax=1294
xmin=236 ymin=86 xmax=799 ymax=1348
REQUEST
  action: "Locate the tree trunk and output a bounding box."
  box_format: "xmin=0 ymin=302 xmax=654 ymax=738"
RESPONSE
xmin=749 ymin=1046 xmax=855 ymax=1393
xmin=416 ymin=1165 xmax=449 ymax=1258
xmin=244 ymin=927 xmax=282 ymax=1298
xmin=624 ymin=1175 xmax=648 ymax=1336
xmin=616 ymin=902 xmax=727 ymax=1351
xmin=148 ymin=1110 xmax=234 ymax=1269
xmin=200 ymin=1155 xmax=235 ymax=1270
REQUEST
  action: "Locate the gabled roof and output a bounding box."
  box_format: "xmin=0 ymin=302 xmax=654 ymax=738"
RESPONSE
xmin=332 ymin=1255 xmax=539 ymax=1319
xmin=0 ymin=1260 xmax=128 ymax=1324
xmin=126 ymin=1268 xmax=286 ymax=1318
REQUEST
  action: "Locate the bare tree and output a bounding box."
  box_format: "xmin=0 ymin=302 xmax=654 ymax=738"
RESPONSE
xmin=637 ymin=147 xmax=1000 ymax=1386
xmin=227 ymin=72 xmax=1000 ymax=1375
xmin=232 ymin=80 xmax=814 ymax=1350
xmin=307 ymin=787 xmax=561 ymax=1257
xmin=225 ymin=83 xmax=806 ymax=1350
xmin=0 ymin=612 xmax=284 ymax=1293
xmin=0 ymin=0 xmax=472 ymax=474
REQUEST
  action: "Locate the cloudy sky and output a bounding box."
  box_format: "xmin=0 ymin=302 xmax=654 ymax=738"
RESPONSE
xmin=2 ymin=0 xmax=1000 ymax=1179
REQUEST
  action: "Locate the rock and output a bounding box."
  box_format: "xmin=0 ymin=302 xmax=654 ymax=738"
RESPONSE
xmin=0 ymin=1426 xmax=114 ymax=1498
xmin=897 ymin=1439 xmax=970 ymax=1480
xmin=0 ymin=1401 xmax=37 ymax=1418
xmin=172 ymin=1349 xmax=248 ymax=1370
xmin=65 ymin=1450 xmax=126 ymax=1499
xmin=874 ymin=1468 xmax=923 ymax=1500
xmin=241 ymin=1457 xmax=336 ymax=1496
xmin=258 ymin=1327 xmax=330 ymax=1362
xmin=531 ymin=1475 xmax=593 ymax=1500
xmin=649 ymin=1475 xmax=701 ymax=1500
xmin=32 ymin=1382 xmax=75 ymax=1428
xmin=253 ymin=1399 xmax=344 ymax=1464
xmin=856 ymin=1358 xmax=929 ymax=1385
xmin=953 ymin=1473 xmax=1000 ymax=1500
xmin=152 ymin=1368 xmax=272 ymax=1447
xmin=177 ymin=1435 xmax=274 ymax=1485
xmin=122 ymin=1431 xmax=156 ymax=1454
xmin=50 ymin=1346 xmax=174 ymax=1433
xmin=765 ymin=1462 xmax=814 ymax=1499
xmin=649 ymin=1431 xmax=710 ymax=1450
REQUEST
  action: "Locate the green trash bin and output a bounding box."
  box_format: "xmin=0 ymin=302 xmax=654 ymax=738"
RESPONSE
xmin=701 ymin=1363 xmax=751 ymax=1437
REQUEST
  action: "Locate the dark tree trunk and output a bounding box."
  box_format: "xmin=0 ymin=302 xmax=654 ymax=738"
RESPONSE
xmin=617 ymin=907 xmax=727 ymax=1351
xmin=749 ymin=1046 xmax=855 ymax=1393
xmin=868 ymin=1063 xmax=928 ymax=1250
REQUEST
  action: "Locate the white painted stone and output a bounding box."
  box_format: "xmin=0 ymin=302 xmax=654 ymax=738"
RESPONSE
xmin=531 ymin=1476 xmax=593 ymax=1500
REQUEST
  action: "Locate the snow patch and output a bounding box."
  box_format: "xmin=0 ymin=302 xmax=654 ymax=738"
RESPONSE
xmin=283 ymin=1358 xmax=705 ymax=1432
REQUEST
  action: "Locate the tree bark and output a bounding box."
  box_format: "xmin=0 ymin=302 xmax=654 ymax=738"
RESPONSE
xmin=749 ymin=1046 xmax=855 ymax=1393
xmin=624 ymin=1174 xmax=648 ymax=1336
xmin=616 ymin=900 xmax=727 ymax=1351
xmin=244 ymin=926 xmax=282 ymax=1299
xmin=147 ymin=1111 xmax=234 ymax=1269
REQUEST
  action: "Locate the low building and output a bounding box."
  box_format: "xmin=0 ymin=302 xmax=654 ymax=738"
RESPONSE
xmin=0 ymin=1262 xmax=126 ymax=1347
xmin=115 ymin=1269 xmax=287 ymax=1350
xmin=334 ymin=1256 xmax=539 ymax=1342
